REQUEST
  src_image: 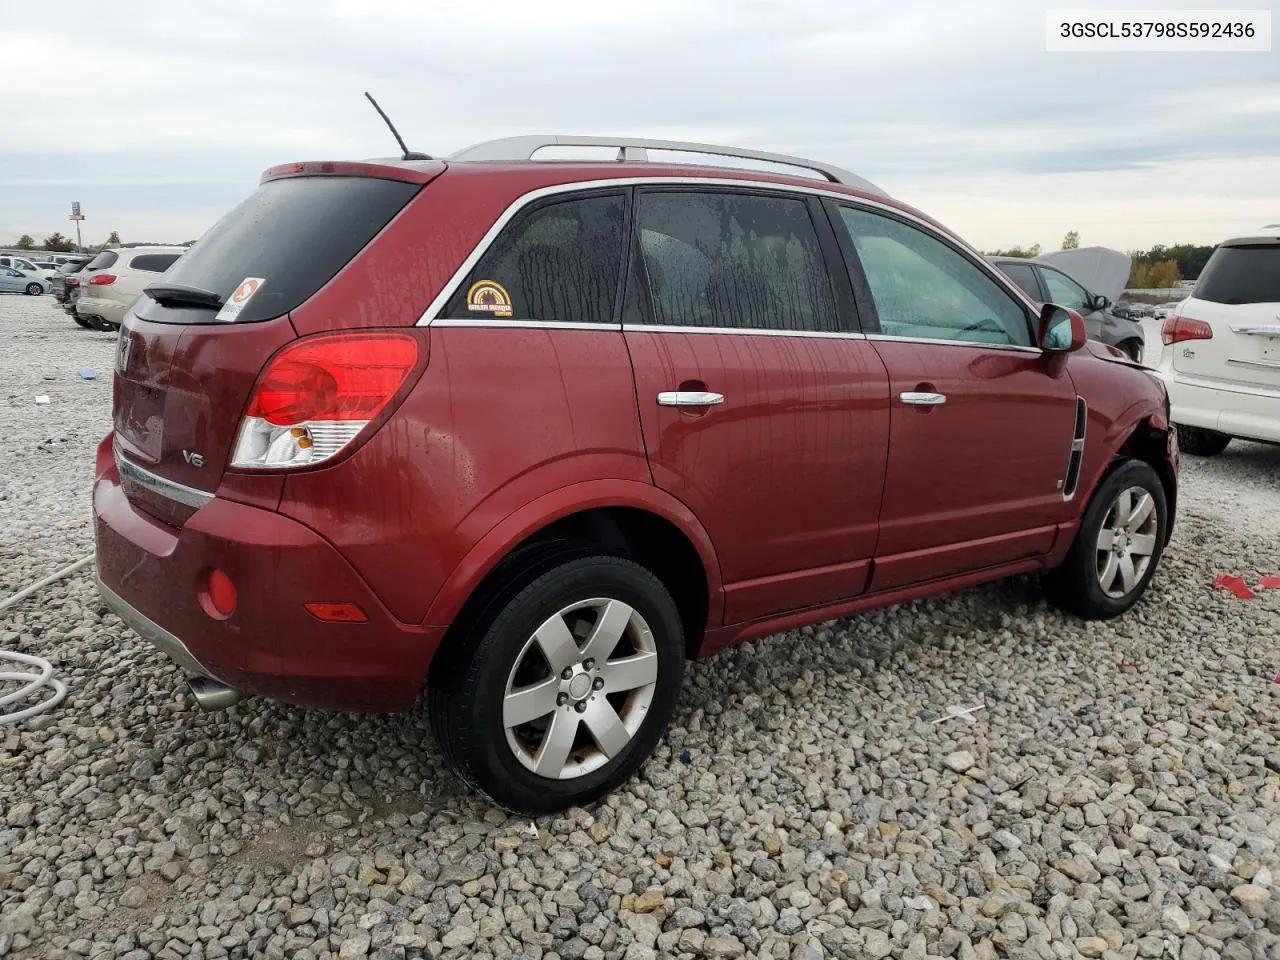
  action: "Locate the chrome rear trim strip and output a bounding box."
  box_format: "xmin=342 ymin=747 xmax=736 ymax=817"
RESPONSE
xmin=115 ymin=446 xmax=213 ymax=509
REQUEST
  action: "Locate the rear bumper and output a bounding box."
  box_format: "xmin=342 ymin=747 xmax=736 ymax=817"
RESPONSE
xmin=76 ymin=296 xmax=127 ymax=325
xmin=93 ymin=439 xmax=445 ymax=711
xmin=1161 ymin=370 xmax=1280 ymax=443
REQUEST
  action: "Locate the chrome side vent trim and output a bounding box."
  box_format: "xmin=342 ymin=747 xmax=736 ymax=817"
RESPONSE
xmin=1062 ymin=397 xmax=1087 ymax=500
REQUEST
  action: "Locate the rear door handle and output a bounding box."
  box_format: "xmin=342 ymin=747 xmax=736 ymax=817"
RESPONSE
xmin=657 ymin=391 xmax=725 ymax=407
xmin=900 ymin=391 xmax=946 ymax=406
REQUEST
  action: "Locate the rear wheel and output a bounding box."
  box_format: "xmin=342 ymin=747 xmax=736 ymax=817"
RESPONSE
xmin=429 ymin=555 xmax=684 ymax=813
xmin=1117 ymin=338 xmax=1143 ymax=364
xmin=1177 ymin=424 xmax=1231 ymax=457
xmin=24 ymin=283 xmax=42 ymax=296
xmin=1043 ymin=459 xmax=1167 ymax=620
xmin=72 ymin=314 xmax=91 ymax=328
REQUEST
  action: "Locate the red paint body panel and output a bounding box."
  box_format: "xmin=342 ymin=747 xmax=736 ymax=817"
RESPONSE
xmin=868 ymin=341 xmax=1079 ymax=590
xmin=625 ymin=330 xmax=890 ymax=623
xmin=278 ymin=326 xmax=652 ymax=624
xmin=94 ymin=438 xmax=441 ymax=711
xmin=92 ymin=156 xmax=1180 ymax=715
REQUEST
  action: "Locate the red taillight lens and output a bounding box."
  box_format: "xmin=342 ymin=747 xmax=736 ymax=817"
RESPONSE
xmin=89 ymin=273 xmax=117 ymax=286
xmin=304 ymin=602 xmax=369 ymax=623
xmin=232 ymin=332 xmax=421 ymax=470
xmin=1161 ymin=316 xmax=1213 ymax=346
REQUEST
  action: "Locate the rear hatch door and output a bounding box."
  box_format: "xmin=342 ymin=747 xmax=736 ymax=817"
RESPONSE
xmin=113 ymin=165 xmax=436 ymax=526
xmin=1173 ymin=240 xmax=1280 ymax=390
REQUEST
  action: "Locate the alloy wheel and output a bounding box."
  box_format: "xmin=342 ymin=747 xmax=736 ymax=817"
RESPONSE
xmin=503 ymin=597 xmax=659 ymax=780
xmin=1095 ymin=486 xmax=1159 ymax=598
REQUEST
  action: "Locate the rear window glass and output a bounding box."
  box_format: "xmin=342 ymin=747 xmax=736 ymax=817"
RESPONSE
xmin=58 ymin=262 xmax=85 ymax=274
xmin=154 ymin=175 xmax=419 ymax=323
xmin=129 ymin=253 xmax=181 ymax=273
xmin=86 ymin=251 xmax=118 ymax=269
xmin=1194 ymin=244 xmax=1280 ymax=305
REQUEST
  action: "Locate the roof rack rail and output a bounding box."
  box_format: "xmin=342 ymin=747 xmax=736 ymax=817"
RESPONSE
xmin=447 ymin=135 xmax=886 ymax=197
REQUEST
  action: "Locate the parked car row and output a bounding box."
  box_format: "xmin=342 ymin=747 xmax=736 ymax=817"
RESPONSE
xmin=58 ymin=246 xmax=186 ymax=330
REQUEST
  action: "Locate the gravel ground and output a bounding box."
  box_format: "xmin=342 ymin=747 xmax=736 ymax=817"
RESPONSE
xmin=2 ymin=292 xmax=1279 ymax=960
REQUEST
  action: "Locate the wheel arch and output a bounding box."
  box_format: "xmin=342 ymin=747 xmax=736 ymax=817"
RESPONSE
xmin=423 ymin=480 xmax=723 ymax=661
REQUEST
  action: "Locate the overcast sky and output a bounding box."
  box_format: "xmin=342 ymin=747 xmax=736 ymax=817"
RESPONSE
xmin=2 ymin=0 xmax=1277 ymax=253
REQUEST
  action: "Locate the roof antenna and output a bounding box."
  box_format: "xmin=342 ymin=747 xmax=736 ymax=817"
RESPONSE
xmin=364 ymin=92 xmax=433 ymax=161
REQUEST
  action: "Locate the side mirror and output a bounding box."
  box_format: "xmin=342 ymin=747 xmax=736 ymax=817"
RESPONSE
xmin=1089 ymin=294 xmax=1110 ymax=310
xmin=1039 ymin=304 xmax=1087 ymax=353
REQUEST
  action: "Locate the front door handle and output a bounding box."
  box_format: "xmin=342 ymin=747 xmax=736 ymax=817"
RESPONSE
xmin=657 ymin=391 xmax=725 ymax=407
xmin=900 ymin=391 xmax=946 ymax=406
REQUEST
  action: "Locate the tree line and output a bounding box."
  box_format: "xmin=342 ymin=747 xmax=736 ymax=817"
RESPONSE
xmin=986 ymin=231 xmax=1218 ymax=288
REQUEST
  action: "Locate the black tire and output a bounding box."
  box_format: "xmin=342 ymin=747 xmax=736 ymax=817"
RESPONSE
xmin=1117 ymin=339 xmax=1143 ymax=364
xmin=1177 ymin=424 xmax=1231 ymax=457
xmin=24 ymin=283 xmax=42 ymax=296
xmin=428 ymin=555 xmax=684 ymax=813
xmin=72 ymin=314 xmax=91 ymax=328
xmin=1043 ymin=459 xmax=1168 ymax=620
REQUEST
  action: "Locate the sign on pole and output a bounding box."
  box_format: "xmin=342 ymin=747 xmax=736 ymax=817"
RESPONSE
xmin=69 ymin=201 xmax=84 ymax=222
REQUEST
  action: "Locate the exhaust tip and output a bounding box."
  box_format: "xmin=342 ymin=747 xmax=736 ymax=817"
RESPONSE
xmin=188 ymin=676 xmax=246 ymax=711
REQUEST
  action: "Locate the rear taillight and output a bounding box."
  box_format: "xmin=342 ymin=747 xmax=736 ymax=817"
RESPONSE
xmin=1161 ymin=315 xmax=1213 ymax=345
xmin=230 ymin=332 xmax=419 ymax=470
xmin=89 ymin=273 xmax=116 ymax=286
xmin=66 ymin=277 xmax=79 ymax=287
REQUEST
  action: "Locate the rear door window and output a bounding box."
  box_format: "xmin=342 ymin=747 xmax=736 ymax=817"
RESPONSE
xmin=152 ymin=175 xmax=420 ymax=323
xmin=1195 ymin=245 xmax=1280 ymax=304
xmin=129 ymin=253 xmax=181 ymax=273
xmin=628 ymin=189 xmax=840 ymax=333
xmin=996 ymin=261 xmax=1042 ymax=301
xmin=441 ymin=192 xmax=627 ymax=324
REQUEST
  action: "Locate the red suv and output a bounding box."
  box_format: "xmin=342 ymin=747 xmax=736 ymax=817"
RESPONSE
xmin=94 ymin=136 xmax=1178 ymax=812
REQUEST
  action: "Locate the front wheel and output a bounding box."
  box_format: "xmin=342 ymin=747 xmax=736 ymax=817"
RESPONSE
xmin=1043 ymin=459 xmax=1168 ymax=620
xmin=24 ymin=283 xmax=42 ymax=296
xmin=428 ymin=555 xmax=685 ymax=813
xmin=1177 ymin=424 xmax=1231 ymax=457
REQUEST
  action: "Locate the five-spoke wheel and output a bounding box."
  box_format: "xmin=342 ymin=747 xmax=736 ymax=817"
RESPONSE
xmin=429 ymin=555 xmax=684 ymax=813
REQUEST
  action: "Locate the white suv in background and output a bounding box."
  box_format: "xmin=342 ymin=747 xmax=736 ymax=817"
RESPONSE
xmin=74 ymin=246 xmax=185 ymax=331
xmin=1157 ymin=225 xmax=1280 ymax=455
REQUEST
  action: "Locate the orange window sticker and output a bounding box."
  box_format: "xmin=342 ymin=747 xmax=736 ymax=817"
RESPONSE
xmin=215 ymin=277 xmax=266 ymax=321
xmin=466 ymin=280 xmax=513 ymax=317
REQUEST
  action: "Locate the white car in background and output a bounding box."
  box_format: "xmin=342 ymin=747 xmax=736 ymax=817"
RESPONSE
xmin=1156 ymin=225 xmax=1280 ymax=455
xmin=74 ymin=246 xmax=185 ymax=331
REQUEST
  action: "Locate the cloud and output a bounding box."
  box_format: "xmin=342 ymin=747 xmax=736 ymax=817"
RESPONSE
xmin=1 ymin=0 xmax=1277 ymax=248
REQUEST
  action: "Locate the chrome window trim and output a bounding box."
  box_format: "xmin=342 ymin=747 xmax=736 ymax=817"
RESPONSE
xmin=865 ymin=333 xmax=1042 ymax=355
xmin=115 ymin=445 xmax=214 ymax=508
xmin=432 ymin=317 xmax=617 ymax=331
xmin=624 ymin=323 xmax=867 ymax=340
xmin=416 ymin=176 xmax=1026 ymax=331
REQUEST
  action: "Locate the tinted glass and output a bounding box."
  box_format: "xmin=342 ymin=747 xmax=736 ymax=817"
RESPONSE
xmin=86 ymin=250 xmax=118 ymax=269
xmin=996 ymin=261 xmax=1041 ymax=300
xmin=1040 ymin=266 xmax=1090 ymax=311
xmin=156 ymin=175 xmax=418 ymax=323
xmin=57 ymin=262 xmax=85 ymax=275
xmin=442 ymin=194 xmax=625 ymax=323
xmin=840 ymin=208 xmax=1031 ymax=347
xmin=129 ymin=253 xmax=182 ymax=273
xmin=632 ymin=191 xmax=838 ymax=332
xmin=1195 ymin=245 xmax=1280 ymax=305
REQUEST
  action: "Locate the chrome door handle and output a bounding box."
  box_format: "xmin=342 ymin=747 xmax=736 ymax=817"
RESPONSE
xmin=900 ymin=391 xmax=946 ymax=406
xmin=657 ymin=391 xmax=725 ymax=407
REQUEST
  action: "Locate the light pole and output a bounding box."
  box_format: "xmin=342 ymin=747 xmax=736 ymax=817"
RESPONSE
xmin=69 ymin=201 xmax=85 ymax=251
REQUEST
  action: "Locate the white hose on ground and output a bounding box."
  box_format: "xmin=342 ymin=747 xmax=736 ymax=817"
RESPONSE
xmin=0 ymin=554 xmax=93 ymax=724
